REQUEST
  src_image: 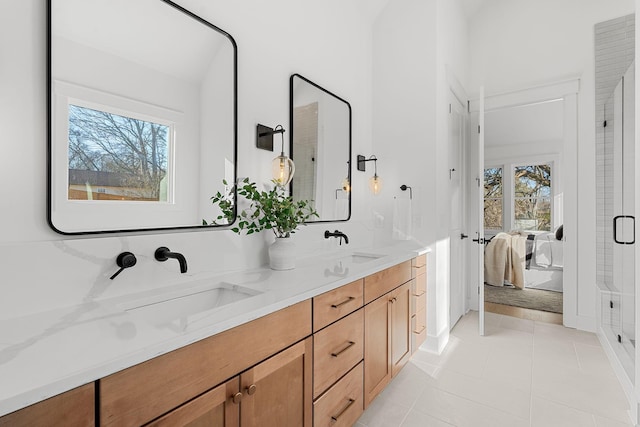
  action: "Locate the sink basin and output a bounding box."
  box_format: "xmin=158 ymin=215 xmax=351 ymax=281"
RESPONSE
xmin=328 ymin=251 xmax=384 ymax=264
xmin=121 ymin=283 xmax=262 ymax=328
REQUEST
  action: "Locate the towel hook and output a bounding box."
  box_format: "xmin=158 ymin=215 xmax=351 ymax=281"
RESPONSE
xmin=400 ymin=185 xmax=412 ymax=199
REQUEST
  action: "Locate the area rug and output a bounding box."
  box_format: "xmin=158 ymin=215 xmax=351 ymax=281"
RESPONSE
xmin=484 ymin=284 xmax=563 ymax=314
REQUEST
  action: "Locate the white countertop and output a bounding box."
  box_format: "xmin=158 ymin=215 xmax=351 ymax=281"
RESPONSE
xmin=0 ymin=241 xmax=428 ymax=417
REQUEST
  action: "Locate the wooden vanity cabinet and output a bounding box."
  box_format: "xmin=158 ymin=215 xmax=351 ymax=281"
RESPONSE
xmin=0 ymin=383 xmax=94 ymax=427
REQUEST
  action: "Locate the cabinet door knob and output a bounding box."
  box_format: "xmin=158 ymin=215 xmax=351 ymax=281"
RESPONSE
xmin=246 ymin=384 xmax=257 ymax=395
xmin=232 ymin=392 xmax=242 ymax=404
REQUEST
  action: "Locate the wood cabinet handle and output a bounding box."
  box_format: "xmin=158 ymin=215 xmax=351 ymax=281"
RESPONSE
xmin=246 ymin=384 xmax=257 ymax=395
xmin=331 ymin=296 xmax=355 ymax=308
xmin=331 ymin=398 xmax=356 ymax=422
xmin=232 ymin=392 xmax=243 ymax=404
xmin=413 ymin=326 xmax=426 ymax=334
xmin=331 ymin=341 xmax=356 ymax=357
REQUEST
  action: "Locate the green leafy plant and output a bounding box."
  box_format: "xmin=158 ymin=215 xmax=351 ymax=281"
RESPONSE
xmin=207 ymin=178 xmax=318 ymax=238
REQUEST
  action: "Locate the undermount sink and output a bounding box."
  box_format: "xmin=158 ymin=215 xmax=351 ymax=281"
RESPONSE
xmin=120 ymin=283 xmax=263 ymax=328
xmin=325 ymin=251 xmax=384 ymax=266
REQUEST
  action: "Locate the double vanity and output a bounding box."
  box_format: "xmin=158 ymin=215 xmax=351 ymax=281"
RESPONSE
xmin=0 ymin=244 xmax=428 ymax=426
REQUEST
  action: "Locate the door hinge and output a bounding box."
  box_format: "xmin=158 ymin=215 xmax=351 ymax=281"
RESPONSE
xmin=478 ymin=125 xmax=481 ymax=134
xmin=476 ymin=177 xmax=481 ymax=187
xmin=478 ymin=286 xmax=480 ymax=295
xmin=449 ymin=103 xmax=452 ymax=113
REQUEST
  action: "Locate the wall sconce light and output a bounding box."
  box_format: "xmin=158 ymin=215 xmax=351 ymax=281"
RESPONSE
xmin=357 ymin=155 xmax=382 ymax=195
xmin=256 ymin=124 xmax=295 ymax=187
xmin=341 ymin=160 xmax=351 ymax=193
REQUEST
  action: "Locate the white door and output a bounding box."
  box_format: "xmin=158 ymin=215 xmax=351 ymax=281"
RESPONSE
xmin=449 ymin=93 xmax=467 ymax=328
xmin=477 ymin=88 xmax=485 ymax=335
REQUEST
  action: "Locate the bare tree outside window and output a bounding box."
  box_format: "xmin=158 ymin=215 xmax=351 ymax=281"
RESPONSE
xmin=67 ymin=104 xmax=169 ymax=201
xmin=484 ymin=167 xmax=503 ymax=230
xmin=514 ymin=164 xmax=551 ymax=231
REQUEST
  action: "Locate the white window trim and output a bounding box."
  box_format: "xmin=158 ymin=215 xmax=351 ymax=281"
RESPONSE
xmin=51 ymin=80 xmax=186 ymax=233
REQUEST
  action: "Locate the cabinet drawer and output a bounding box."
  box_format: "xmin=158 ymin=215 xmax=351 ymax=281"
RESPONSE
xmin=412 ymin=254 xmax=427 ymax=268
xmin=100 ymin=300 xmax=311 ymax=427
xmin=413 ymin=289 xmax=426 ymax=314
xmin=313 ymin=362 xmax=364 ymax=427
xmin=364 ymin=261 xmax=411 ymax=304
xmin=313 ymin=308 xmax=364 ymax=398
xmin=412 ymin=307 xmax=426 ymax=352
xmin=413 ymin=271 xmax=426 ymax=295
xmin=313 ymin=279 xmax=363 ymax=332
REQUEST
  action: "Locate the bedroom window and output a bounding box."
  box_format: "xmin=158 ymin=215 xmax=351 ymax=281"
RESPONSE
xmin=484 ymin=167 xmax=503 ymax=230
xmin=513 ymin=163 xmax=551 ymax=231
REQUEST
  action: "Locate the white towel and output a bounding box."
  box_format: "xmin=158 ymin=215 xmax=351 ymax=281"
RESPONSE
xmin=392 ymin=197 xmax=412 ymax=240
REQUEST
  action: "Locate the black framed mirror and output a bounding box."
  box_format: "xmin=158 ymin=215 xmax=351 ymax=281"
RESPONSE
xmin=289 ymin=74 xmax=351 ymax=223
xmin=48 ymin=0 xmax=237 ymax=234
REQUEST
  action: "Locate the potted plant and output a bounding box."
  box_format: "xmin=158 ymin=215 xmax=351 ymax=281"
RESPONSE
xmin=208 ymin=178 xmax=318 ymax=270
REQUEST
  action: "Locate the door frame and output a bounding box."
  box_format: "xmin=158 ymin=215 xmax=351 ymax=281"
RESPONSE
xmin=467 ymin=78 xmax=579 ymax=328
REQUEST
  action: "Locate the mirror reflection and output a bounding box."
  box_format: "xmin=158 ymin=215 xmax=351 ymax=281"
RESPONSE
xmin=49 ymin=0 xmax=237 ymax=234
xmin=289 ymin=74 xmax=351 ymax=222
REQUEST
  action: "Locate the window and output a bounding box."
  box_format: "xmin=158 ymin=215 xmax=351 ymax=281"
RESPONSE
xmin=67 ymin=104 xmax=170 ymax=202
xmin=484 ymin=167 xmax=503 ymax=230
xmin=483 ymin=162 xmax=554 ymax=232
xmin=513 ymin=164 xmax=551 ymax=231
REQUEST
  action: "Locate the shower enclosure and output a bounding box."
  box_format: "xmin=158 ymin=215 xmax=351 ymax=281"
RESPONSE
xmin=600 ymin=62 xmax=636 ymax=380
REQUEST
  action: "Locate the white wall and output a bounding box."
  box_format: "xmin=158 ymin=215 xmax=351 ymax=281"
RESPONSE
xmin=468 ymin=0 xmax=635 ymax=330
xmin=372 ymin=0 xmax=469 ymax=351
xmin=0 ymin=0 xmax=376 ymax=320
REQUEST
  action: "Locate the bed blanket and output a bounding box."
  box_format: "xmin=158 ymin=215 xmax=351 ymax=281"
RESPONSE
xmin=484 ymin=232 xmax=527 ymax=289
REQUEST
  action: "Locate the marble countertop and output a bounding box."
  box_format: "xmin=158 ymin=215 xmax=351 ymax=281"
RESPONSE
xmin=0 ymin=241 xmax=428 ymax=417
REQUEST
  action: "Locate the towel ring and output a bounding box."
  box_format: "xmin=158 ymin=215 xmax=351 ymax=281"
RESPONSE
xmin=400 ymin=185 xmax=412 ymax=199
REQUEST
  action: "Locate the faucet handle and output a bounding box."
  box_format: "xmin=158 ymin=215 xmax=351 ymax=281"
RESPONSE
xmin=110 ymin=252 xmax=137 ymax=280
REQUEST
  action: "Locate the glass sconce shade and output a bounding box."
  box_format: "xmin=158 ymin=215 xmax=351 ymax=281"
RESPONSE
xmin=369 ymin=174 xmax=382 ymax=195
xmin=272 ymin=154 xmax=295 ymax=186
xmin=341 ymin=177 xmax=351 ymax=193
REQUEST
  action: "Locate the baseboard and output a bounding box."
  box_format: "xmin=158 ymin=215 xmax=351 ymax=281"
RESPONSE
xmin=571 ymin=313 xmax=596 ymax=333
xmin=422 ymin=327 xmax=450 ymax=354
xmin=597 ymin=327 xmax=638 ymax=425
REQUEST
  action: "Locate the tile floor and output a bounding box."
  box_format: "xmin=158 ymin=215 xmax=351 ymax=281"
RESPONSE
xmin=356 ymin=311 xmax=633 ymax=427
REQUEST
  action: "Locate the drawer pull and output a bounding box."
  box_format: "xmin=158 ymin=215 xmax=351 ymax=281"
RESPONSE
xmin=331 ymin=341 xmax=356 ymax=357
xmin=232 ymin=392 xmax=243 ymax=404
xmin=246 ymin=384 xmax=257 ymax=395
xmin=331 ymin=296 xmax=356 ymax=308
xmin=413 ymin=326 xmax=426 ymax=334
xmin=413 ymin=291 xmax=425 ymax=297
xmin=331 ymin=398 xmax=356 ymax=422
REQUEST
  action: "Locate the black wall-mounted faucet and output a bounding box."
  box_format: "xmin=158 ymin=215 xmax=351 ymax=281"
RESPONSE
xmin=154 ymin=247 xmax=188 ymax=273
xmin=109 ymin=252 xmax=137 ymax=280
xmin=324 ymin=230 xmax=349 ymax=245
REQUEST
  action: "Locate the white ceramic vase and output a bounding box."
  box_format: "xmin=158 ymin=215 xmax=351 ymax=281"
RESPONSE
xmin=268 ymin=237 xmax=296 ymax=270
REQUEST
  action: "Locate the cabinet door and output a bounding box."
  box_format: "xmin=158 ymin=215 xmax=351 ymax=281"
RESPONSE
xmin=145 ymin=379 xmax=239 ymax=427
xmin=390 ymin=282 xmax=411 ymax=377
xmin=240 ymin=337 xmax=312 ymax=427
xmin=364 ymin=294 xmax=391 ymax=407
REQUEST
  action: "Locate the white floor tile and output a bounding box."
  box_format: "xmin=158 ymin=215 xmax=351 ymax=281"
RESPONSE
xmin=531 ymin=396 xmax=596 ymax=427
xmin=359 ymin=311 xmax=633 ymax=427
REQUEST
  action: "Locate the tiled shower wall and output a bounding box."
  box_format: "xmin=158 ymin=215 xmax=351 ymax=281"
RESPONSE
xmin=595 ymin=14 xmax=634 ymax=289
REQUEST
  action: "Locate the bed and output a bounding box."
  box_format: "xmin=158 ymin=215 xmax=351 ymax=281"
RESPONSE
xmin=484 ymin=229 xmax=563 ymax=293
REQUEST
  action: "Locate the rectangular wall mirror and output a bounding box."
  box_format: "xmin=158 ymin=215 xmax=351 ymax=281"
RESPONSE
xmin=289 ymin=74 xmax=351 ymax=222
xmin=48 ymin=0 xmax=237 ymax=234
